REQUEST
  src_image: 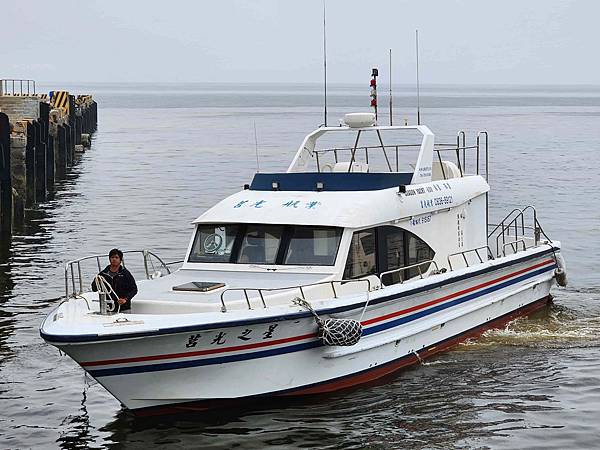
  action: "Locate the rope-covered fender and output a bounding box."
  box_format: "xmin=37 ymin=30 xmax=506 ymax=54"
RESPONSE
xmin=293 ymin=297 xmax=362 ymax=346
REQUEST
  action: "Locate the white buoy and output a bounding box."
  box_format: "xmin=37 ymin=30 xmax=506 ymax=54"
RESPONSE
xmin=555 ymin=253 xmax=568 ymax=287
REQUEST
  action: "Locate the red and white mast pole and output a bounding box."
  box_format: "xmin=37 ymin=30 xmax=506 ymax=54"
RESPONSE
xmin=370 ymin=68 xmax=378 ymax=122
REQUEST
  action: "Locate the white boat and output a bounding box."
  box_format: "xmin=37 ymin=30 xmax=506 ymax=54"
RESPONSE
xmin=40 ymin=113 xmax=567 ymax=416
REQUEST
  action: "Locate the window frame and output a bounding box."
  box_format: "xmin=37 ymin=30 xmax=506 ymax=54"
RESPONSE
xmin=343 ymin=225 xmax=435 ymax=282
xmin=187 ymin=223 xmax=343 ymax=267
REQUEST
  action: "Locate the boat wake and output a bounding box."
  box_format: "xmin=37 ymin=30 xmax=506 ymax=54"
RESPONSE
xmin=460 ymin=298 xmax=600 ymax=349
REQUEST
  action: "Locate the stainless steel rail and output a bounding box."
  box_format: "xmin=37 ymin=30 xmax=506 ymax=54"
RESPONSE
xmin=487 ymin=206 xmax=551 ymax=258
xmin=502 ymin=239 xmax=527 ymax=256
xmin=64 ymin=249 xmax=172 ymax=300
xmin=219 ymin=278 xmax=372 ymax=313
xmin=447 ymin=246 xmax=495 ymax=271
xmin=380 ymin=260 xmax=439 ymax=287
xmin=313 ymin=130 xmax=489 ymax=193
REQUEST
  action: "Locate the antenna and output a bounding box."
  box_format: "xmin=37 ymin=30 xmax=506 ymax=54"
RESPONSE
xmin=253 ymin=121 xmax=260 ymax=173
xmin=323 ymin=0 xmax=328 ymax=127
xmin=415 ymin=29 xmax=421 ymax=125
xmin=389 ymin=48 xmax=393 ymax=126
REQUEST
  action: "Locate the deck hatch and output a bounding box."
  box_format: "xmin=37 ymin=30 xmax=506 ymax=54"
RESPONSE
xmin=172 ymin=282 xmax=226 ymax=292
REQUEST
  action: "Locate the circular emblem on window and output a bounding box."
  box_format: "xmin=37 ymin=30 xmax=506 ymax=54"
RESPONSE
xmin=203 ymin=233 xmax=223 ymax=254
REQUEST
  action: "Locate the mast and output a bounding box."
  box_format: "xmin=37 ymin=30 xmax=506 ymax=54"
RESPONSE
xmin=323 ymin=0 xmax=328 ymax=126
xmin=389 ymin=48 xmax=393 ymax=126
xmin=415 ymin=29 xmax=421 ymax=125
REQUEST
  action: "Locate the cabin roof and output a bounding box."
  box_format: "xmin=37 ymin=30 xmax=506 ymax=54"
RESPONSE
xmin=193 ymin=184 xmax=404 ymax=228
xmin=192 ymin=175 xmax=489 ymax=228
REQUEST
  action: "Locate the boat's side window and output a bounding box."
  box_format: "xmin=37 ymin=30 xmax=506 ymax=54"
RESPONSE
xmin=379 ymin=226 xmax=405 ymax=285
xmin=343 ymin=229 xmax=377 ymax=279
xmin=188 ymin=224 xmax=241 ymax=263
xmin=406 ymin=232 xmax=435 ymax=279
xmin=237 ymin=225 xmax=284 ymax=264
xmin=343 ymin=226 xmax=435 ymax=284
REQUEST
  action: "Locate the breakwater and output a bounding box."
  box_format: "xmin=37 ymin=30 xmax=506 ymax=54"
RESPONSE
xmin=0 ymin=79 xmax=97 ymax=233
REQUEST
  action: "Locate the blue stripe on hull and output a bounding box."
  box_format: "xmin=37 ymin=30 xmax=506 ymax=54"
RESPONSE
xmin=89 ymin=263 xmax=555 ymax=378
xmin=41 ymin=247 xmax=559 ymax=344
xmin=364 ymin=264 xmax=555 ymax=336
xmin=131 ymin=295 xmax=553 ymax=416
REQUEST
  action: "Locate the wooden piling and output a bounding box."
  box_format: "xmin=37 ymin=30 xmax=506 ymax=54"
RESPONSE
xmin=25 ymin=122 xmax=36 ymax=207
xmin=0 ymin=80 xmax=98 ymax=232
xmin=34 ymin=121 xmax=46 ymax=202
xmin=40 ymin=102 xmax=53 ymax=191
xmin=0 ymin=113 xmax=11 ymax=234
xmin=56 ymin=125 xmax=67 ymax=178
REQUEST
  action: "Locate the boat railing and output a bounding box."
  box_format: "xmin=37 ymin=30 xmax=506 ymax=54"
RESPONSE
xmin=487 ymin=206 xmax=551 ymax=258
xmin=447 ymin=246 xmax=495 ymax=270
xmin=502 ymin=239 xmax=527 ymax=257
xmin=312 ymin=130 xmax=488 ymax=182
xmin=219 ymin=278 xmax=373 ymax=313
xmin=380 ymin=260 xmax=439 ymax=287
xmin=64 ymin=249 xmax=176 ymax=300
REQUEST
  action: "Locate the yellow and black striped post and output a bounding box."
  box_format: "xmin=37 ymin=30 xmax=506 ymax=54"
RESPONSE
xmin=50 ymin=91 xmax=70 ymax=115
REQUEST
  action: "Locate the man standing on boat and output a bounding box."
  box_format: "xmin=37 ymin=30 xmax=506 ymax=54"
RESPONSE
xmin=91 ymin=248 xmax=138 ymax=312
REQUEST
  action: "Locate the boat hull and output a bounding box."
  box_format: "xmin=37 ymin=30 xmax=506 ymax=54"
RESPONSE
xmin=43 ymin=250 xmax=558 ymax=415
xmin=134 ymin=295 xmax=551 ymax=416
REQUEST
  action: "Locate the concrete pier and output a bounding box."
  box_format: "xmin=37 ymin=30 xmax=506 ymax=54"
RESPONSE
xmin=0 ymin=79 xmax=98 ymax=234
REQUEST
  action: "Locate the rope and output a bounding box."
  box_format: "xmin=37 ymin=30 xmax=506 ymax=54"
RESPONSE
xmin=93 ymin=274 xmax=120 ymax=313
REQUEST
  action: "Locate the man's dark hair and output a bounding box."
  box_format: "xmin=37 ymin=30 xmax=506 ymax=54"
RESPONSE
xmin=109 ymin=248 xmax=123 ymax=259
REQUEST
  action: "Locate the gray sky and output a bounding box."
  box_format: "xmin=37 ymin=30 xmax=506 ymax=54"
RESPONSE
xmin=1 ymin=0 xmax=597 ymax=84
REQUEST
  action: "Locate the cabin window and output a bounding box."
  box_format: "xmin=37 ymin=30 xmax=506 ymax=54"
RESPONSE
xmin=343 ymin=229 xmax=377 ymax=279
xmin=283 ymin=227 xmax=342 ymax=265
xmin=187 ymin=223 xmax=343 ymax=266
xmin=237 ymin=225 xmax=284 ymax=264
xmin=343 ymin=226 xmax=435 ymax=284
xmin=188 ymin=224 xmax=241 ymax=263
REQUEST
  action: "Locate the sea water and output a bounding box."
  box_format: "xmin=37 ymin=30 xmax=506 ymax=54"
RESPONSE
xmin=0 ymin=82 xmax=599 ymax=449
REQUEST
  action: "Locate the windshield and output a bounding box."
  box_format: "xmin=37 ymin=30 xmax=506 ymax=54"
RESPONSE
xmin=188 ymin=224 xmax=342 ymax=266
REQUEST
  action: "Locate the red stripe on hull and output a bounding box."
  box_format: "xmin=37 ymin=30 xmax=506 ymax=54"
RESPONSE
xmin=85 ymin=259 xmax=553 ymax=369
xmin=362 ymin=259 xmax=554 ymax=326
xmin=132 ymin=295 xmax=552 ymax=417
xmin=82 ymin=332 xmax=317 ymax=367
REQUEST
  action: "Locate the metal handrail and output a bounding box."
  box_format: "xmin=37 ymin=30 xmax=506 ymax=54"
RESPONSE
xmin=314 ymin=143 xmax=478 ymax=155
xmin=380 ymin=260 xmax=439 ymax=287
xmin=487 ymin=205 xmax=551 ymax=258
xmin=447 ymin=246 xmax=494 ymax=271
xmin=1 ymin=79 xmax=36 ymax=96
xmin=502 ymin=239 xmax=527 ymax=256
xmin=219 ymin=278 xmax=373 ymax=313
xmin=64 ymin=249 xmax=171 ymax=299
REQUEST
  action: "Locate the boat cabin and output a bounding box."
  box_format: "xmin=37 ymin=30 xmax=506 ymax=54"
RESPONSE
xmin=145 ymin=114 xmax=491 ymax=310
xmin=66 ymin=114 xmax=500 ymax=313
